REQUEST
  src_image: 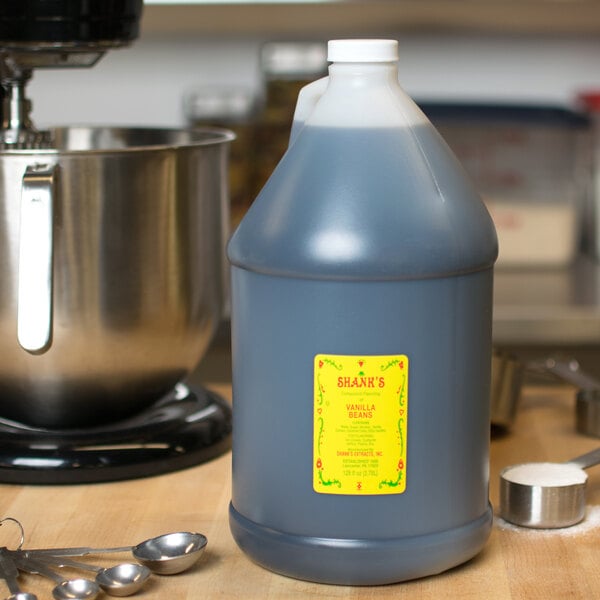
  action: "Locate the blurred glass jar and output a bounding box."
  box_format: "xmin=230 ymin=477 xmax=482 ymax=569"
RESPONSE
xmin=184 ymin=86 xmax=256 ymax=228
xmin=255 ymin=42 xmax=328 ymax=193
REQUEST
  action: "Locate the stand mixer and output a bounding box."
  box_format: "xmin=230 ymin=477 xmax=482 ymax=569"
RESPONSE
xmin=0 ymin=0 xmax=143 ymax=149
xmin=0 ymin=1 xmax=233 ymax=484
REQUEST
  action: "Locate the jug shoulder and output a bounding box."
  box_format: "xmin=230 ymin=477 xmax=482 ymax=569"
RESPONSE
xmin=228 ymin=125 xmax=498 ymax=280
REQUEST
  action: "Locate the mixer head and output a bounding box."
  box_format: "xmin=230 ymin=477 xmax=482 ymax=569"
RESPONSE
xmin=0 ymin=0 xmax=143 ymax=149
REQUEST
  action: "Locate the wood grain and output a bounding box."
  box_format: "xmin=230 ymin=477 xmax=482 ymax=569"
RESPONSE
xmin=0 ymin=384 xmax=598 ymax=599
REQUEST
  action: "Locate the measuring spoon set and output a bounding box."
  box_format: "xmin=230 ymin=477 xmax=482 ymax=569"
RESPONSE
xmin=0 ymin=519 xmax=207 ymax=600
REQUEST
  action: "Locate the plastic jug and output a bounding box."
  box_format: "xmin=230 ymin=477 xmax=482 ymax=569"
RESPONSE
xmin=227 ymin=39 xmax=497 ymax=585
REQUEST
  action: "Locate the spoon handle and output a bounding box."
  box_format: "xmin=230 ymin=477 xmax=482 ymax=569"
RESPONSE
xmin=11 ymin=555 xmax=63 ymax=584
xmin=17 ymin=553 xmax=100 ymax=574
xmin=24 ymin=546 xmax=131 ymax=558
xmin=0 ymin=549 xmax=27 ymax=596
xmin=566 ymin=446 xmax=600 ymax=470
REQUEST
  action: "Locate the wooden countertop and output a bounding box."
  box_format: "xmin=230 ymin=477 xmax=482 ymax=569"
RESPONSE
xmin=1 ymin=383 xmax=599 ymax=599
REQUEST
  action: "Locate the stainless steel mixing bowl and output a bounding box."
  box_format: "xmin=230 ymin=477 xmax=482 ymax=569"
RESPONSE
xmin=0 ymin=126 xmax=233 ymax=427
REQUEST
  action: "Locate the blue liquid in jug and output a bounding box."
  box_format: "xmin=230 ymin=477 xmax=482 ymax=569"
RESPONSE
xmin=228 ymin=123 xmax=497 ymax=585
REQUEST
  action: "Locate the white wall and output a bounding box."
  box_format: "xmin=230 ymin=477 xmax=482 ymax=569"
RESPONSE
xmin=27 ymin=33 xmax=600 ymax=129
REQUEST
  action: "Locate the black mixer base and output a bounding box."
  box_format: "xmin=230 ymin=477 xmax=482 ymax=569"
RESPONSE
xmin=0 ymin=384 xmax=232 ymax=484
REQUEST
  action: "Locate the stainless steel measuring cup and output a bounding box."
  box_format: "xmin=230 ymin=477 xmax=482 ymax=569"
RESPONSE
xmin=532 ymin=358 xmax=600 ymax=438
xmin=499 ymin=446 xmax=600 ymax=528
xmin=491 ymin=350 xmax=524 ymax=428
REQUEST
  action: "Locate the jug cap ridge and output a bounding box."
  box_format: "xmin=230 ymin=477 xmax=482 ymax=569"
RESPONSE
xmin=327 ymin=39 xmax=398 ymax=63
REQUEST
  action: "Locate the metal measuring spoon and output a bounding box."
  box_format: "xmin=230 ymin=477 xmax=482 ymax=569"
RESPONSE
xmin=27 ymin=531 xmax=207 ymax=575
xmin=132 ymin=532 xmax=207 ymax=575
xmin=0 ymin=549 xmax=37 ymax=600
xmin=24 ymin=554 xmax=150 ymax=597
xmin=11 ymin=556 xmax=99 ymax=600
xmin=500 ymin=446 xmax=600 ymax=528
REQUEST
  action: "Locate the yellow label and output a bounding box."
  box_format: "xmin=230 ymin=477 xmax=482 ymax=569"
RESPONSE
xmin=313 ymin=354 xmax=408 ymax=495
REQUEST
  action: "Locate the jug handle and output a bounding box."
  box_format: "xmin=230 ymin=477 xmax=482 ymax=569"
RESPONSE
xmin=288 ymin=76 xmax=329 ymax=145
xmin=17 ymin=163 xmax=56 ymax=354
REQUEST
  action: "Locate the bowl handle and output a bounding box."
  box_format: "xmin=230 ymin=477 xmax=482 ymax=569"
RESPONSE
xmin=17 ymin=163 xmax=56 ymax=354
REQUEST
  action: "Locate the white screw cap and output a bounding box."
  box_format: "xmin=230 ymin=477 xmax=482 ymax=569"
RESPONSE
xmin=327 ymin=39 xmax=399 ymax=63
